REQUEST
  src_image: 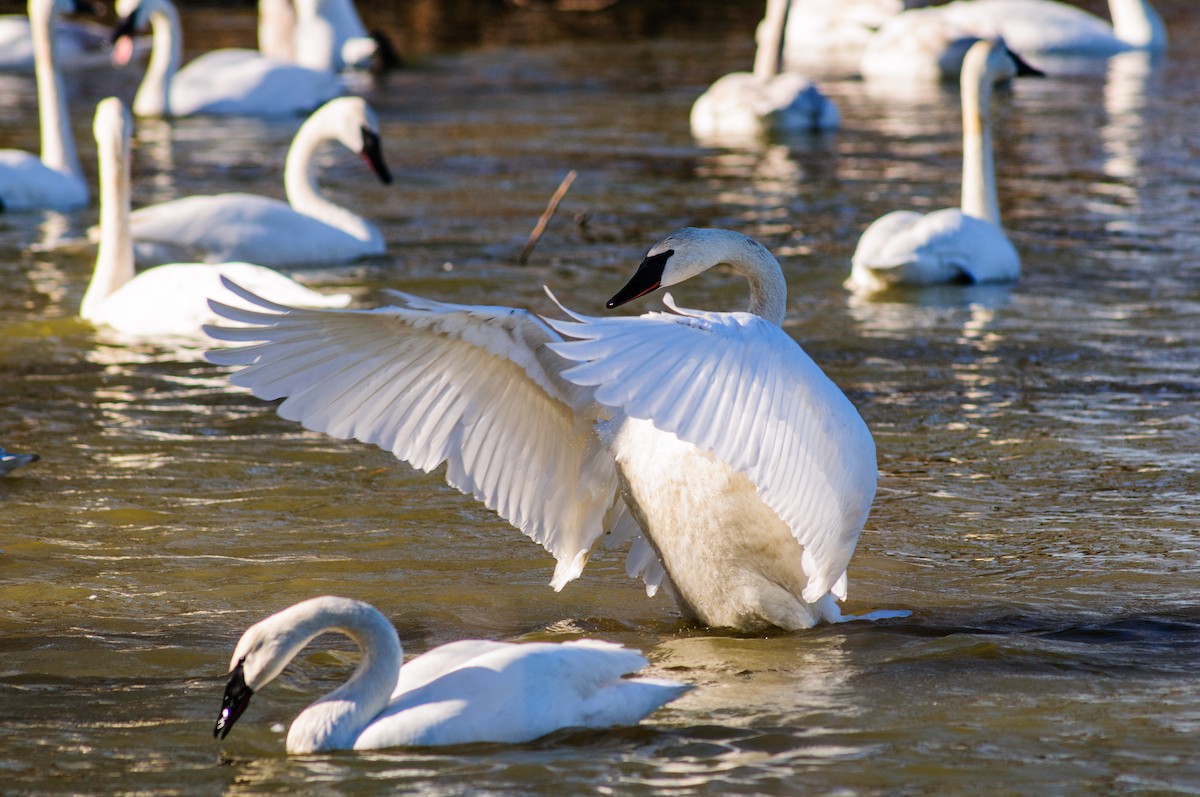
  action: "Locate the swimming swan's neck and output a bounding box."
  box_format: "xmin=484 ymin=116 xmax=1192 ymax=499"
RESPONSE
xmin=30 ymin=0 xmax=82 ymax=180
xmin=135 ymin=0 xmax=182 ymax=117
xmin=273 ymin=601 xmax=402 ymax=754
xmin=81 ymin=106 xmax=135 ymax=322
xmin=959 ymin=50 xmax=1000 ymax=227
xmin=283 ymin=120 xmax=382 ymax=245
xmin=1108 ymin=0 xmax=1167 ymax=50
xmin=752 ymin=0 xmax=789 ymax=80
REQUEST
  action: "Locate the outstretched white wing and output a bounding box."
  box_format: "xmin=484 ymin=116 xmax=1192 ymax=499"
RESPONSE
xmin=547 ymin=294 xmax=877 ymax=603
xmin=205 ymin=279 xmax=622 ymax=589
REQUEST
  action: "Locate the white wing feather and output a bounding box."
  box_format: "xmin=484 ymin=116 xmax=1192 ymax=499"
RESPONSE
xmin=547 ymin=295 xmax=877 ymax=603
xmin=205 ymin=279 xmax=622 ymax=589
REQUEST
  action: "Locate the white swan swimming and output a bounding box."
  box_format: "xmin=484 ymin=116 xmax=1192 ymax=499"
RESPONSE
xmin=81 ymin=98 xmax=350 ymax=339
xmin=259 ymin=0 xmax=397 ymax=73
xmin=118 ymin=96 xmax=391 ymax=268
xmin=0 ymin=0 xmax=88 ymax=212
xmin=213 ymin=596 xmax=691 ymax=753
xmin=779 ymin=0 xmax=903 ymax=70
xmin=691 ymin=0 xmax=839 ymax=144
xmin=0 ymin=1 xmax=143 ymax=72
xmin=111 ymin=0 xmax=343 ymax=118
xmin=0 ymin=447 xmax=39 ymax=476
xmin=206 ymin=227 xmax=908 ymax=632
xmin=849 ymin=40 xmax=1022 ymax=293
xmin=861 ymin=0 xmax=1165 ymax=81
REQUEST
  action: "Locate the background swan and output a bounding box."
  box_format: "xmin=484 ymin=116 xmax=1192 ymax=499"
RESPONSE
xmin=119 ymin=96 xmax=391 ymax=267
xmin=691 ymin=0 xmax=839 ymax=144
xmin=0 ymin=447 xmax=39 ymax=476
xmin=0 ymin=0 xmax=88 ymax=212
xmin=849 ymin=40 xmax=1023 ymax=293
xmin=213 ymin=596 xmax=691 ymax=753
xmin=82 ymin=98 xmax=350 ymax=339
xmin=0 ymin=2 xmax=143 ymax=72
xmin=259 ymin=0 xmax=398 ymax=73
xmin=779 ymin=0 xmax=903 ymax=70
xmin=206 ymin=227 xmax=907 ymax=631
xmin=112 ymin=0 xmax=343 ymax=118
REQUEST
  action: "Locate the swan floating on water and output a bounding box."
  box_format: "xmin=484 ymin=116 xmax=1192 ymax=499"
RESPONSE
xmin=779 ymin=0 xmax=903 ymax=70
xmin=213 ymin=596 xmax=691 ymax=753
xmin=691 ymin=0 xmax=839 ymax=144
xmin=82 ymin=98 xmax=350 ymax=339
xmin=260 ymin=0 xmax=397 ymax=73
xmin=849 ymin=40 xmax=1025 ymax=292
xmin=0 ymin=2 xmax=148 ymax=72
xmin=206 ymin=227 xmax=908 ymax=631
xmin=0 ymin=0 xmax=88 ymax=212
xmin=116 ymin=96 xmax=391 ymax=268
xmin=111 ymin=0 xmax=343 ymax=118
xmin=0 ymin=447 xmax=40 ymax=476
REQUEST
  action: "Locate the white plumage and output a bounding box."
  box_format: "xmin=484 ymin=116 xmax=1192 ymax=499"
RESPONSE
xmin=81 ymin=98 xmax=350 ymax=339
xmin=113 ymin=0 xmax=343 ymax=118
xmin=207 ymin=227 xmax=906 ymax=631
xmin=848 ymin=39 xmax=1022 ymax=292
xmin=214 ymin=596 xmax=691 ymax=753
xmin=117 ymin=96 xmax=391 ymax=268
xmin=0 ymin=0 xmax=87 ymax=212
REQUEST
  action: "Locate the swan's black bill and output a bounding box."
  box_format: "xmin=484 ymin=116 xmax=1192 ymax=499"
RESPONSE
xmin=359 ymin=127 xmax=393 ymax=185
xmin=72 ymin=0 xmax=103 ymax=17
xmin=110 ymin=12 xmax=137 ymax=46
xmin=214 ymin=660 xmax=254 ymax=740
xmin=607 ymin=249 xmax=674 ymax=309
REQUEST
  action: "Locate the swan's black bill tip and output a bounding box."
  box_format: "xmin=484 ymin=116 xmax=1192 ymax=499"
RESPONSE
xmin=214 ymin=661 xmax=254 ymax=741
xmin=607 ymin=249 xmax=673 ymax=309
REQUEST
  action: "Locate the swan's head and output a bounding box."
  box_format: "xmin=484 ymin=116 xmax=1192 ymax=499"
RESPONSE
xmin=607 ymin=227 xmax=772 ymax=309
xmin=960 ymin=37 xmax=1044 ymax=88
xmin=213 ymin=604 xmax=308 ymax=740
xmin=92 ymin=96 xmax=132 ymax=156
xmin=310 ymin=97 xmax=393 ymax=186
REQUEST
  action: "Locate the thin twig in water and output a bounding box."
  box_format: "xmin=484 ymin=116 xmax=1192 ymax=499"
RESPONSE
xmin=517 ymin=170 xmax=577 ymax=264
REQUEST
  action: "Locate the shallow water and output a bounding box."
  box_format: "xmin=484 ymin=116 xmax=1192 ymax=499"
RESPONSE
xmin=2 ymin=1 xmax=1199 ymax=794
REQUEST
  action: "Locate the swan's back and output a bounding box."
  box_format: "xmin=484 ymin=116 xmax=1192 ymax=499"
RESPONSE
xmin=172 ymin=49 xmax=343 ymax=117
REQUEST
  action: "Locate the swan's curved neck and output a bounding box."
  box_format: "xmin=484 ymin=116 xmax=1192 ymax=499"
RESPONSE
xmin=752 ymin=0 xmax=789 ymax=80
xmin=959 ymin=59 xmax=1000 ymax=227
xmin=707 ymin=232 xmax=787 ymax=324
xmin=81 ymin=117 xmax=135 ymax=322
xmin=135 ymin=2 xmax=182 ymax=117
xmin=30 ymin=0 xmax=82 ymax=180
xmin=1108 ymin=0 xmax=1167 ymax=49
xmin=283 ymin=122 xmax=382 ymax=245
xmin=281 ymin=602 xmax=402 ymax=754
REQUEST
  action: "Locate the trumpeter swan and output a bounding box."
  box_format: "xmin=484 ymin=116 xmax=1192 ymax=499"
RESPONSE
xmin=0 ymin=0 xmax=88 ymax=212
xmin=206 ymin=227 xmax=908 ymax=631
xmin=111 ymin=0 xmax=343 ymax=118
xmin=779 ymin=0 xmax=903 ymax=70
xmin=213 ymin=596 xmax=691 ymax=753
xmin=260 ymin=0 xmax=398 ymax=73
xmin=691 ymin=0 xmax=839 ymax=144
xmin=117 ymin=96 xmax=391 ymax=268
xmin=0 ymin=1 xmax=146 ymax=72
xmin=0 ymin=447 xmax=39 ymax=476
xmin=849 ymin=40 xmax=1024 ymax=292
xmin=81 ymin=98 xmax=350 ymax=339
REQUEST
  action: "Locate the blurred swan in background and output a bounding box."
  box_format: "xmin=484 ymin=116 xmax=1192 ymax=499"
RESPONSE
xmin=115 ymin=96 xmax=391 ymax=267
xmin=213 ymin=596 xmax=691 ymax=753
xmin=259 ymin=0 xmax=399 ymax=73
xmin=112 ymin=0 xmax=343 ymax=118
xmin=849 ymin=39 xmax=1025 ymax=292
xmin=0 ymin=0 xmax=88 ymax=211
xmin=0 ymin=447 xmax=40 ymax=476
xmin=779 ymin=0 xmax=903 ymax=71
xmin=0 ymin=0 xmax=149 ymax=72
xmin=206 ymin=227 xmax=907 ymax=632
xmin=691 ymin=0 xmax=839 ymax=144
xmin=82 ymin=98 xmax=350 ymax=339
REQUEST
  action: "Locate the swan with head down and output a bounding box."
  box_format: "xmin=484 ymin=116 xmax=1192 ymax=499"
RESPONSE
xmin=213 ymin=596 xmax=691 ymax=753
xmin=114 ymin=95 xmax=391 ymax=268
xmin=82 ymin=97 xmax=350 ymax=339
xmin=0 ymin=0 xmax=88 ymax=212
xmin=206 ymin=227 xmax=907 ymax=632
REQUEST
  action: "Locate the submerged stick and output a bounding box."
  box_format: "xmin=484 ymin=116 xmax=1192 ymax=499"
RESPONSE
xmin=517 ymin=170 xmax=577 ymax=265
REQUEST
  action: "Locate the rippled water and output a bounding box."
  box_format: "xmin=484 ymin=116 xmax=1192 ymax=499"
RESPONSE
xmin=2 ymin=2 xmax=1199 ymax=794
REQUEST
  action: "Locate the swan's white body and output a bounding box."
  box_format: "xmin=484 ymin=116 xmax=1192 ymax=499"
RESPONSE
xmin=114 ymin=0 xmax=343 ymax=118
xmin=82 ymin=98 xmax=350 ymax=339
xmin=214 ymin=596 xmax=691 ymax=753
xmin=691 ymin=0 xmax=839 ymax=144
xmin=121 ymin=96 xmax=390 ymax=267
xmin=849 ymin=40 xmax=1021 ymax=292
xmin=780 ymin=0 xmax=903 ymax=69
xmin=206 ymin=227 xmax=906 ymax=631
xmin=259 ymin=0 xmax=379 ymax=71
xmin=0 ymin=0 xmax=87 ymax=212
xmin=0 ymin=447 xmax=39 ymax=475
xmin=0 ymin=14 xmax=141 ymax=71
xmin=861 ymin=0 xmax=1165 ymax=81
